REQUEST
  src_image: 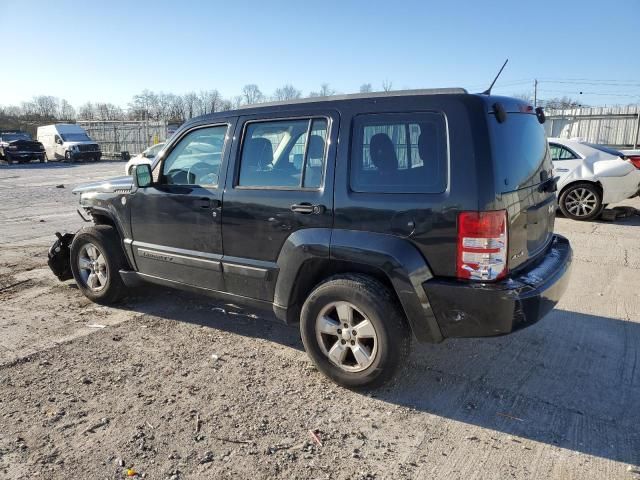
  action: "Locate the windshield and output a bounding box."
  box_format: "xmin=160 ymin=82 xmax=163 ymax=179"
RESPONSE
xmin=2 ymin=133 xmax=32 ymax=142
xmin=584 ymin=143 xmax=623 ymax=157
xmin=61 ymin=133 xmax=92 ymax=142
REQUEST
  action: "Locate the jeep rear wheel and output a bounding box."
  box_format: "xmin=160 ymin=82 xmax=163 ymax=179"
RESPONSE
xmin=300 ymin=274 xmax=411 ymax=388
xmin=70 ymin=225 xmax=127 ymax=304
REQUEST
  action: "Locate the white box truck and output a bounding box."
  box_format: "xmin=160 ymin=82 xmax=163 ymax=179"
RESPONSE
xmin=37 ymin=124 xmax=102 ymax=162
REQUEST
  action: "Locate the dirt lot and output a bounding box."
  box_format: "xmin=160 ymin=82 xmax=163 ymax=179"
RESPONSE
xmin=0 ymin=162 xmax=639 ymax=480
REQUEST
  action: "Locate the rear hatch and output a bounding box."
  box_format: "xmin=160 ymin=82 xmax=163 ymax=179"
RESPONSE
xmin=488 ymin=100 xmax=555 ymax=272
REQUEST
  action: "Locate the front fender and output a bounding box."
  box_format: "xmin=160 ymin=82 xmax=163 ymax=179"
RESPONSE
xmin=77 ymin=191 xmax=134 ymax=267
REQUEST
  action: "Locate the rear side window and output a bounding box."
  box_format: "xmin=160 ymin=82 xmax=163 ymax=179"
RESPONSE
xmin=550 ymin=144 xmax=577 ymax=161
xmin=350 ymin=112 xmax=447 ymax=194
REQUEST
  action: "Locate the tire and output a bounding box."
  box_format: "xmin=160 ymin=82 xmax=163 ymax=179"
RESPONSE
xmin=300 ymin=274 xmax=411 ymax=389
xmin=70 ymin=225 xmax=127 ymax=304
xmin=559 ymin=182 xmax=603 ymax=221
xmin=64 ymin=151 xmax=72 ymax=163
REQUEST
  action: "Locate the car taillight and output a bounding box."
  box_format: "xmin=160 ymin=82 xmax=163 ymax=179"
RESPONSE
xmin=457 ymin=210 xmax=508 ymax=281
xmin=626 ymin=155 xmax=640 ymax=169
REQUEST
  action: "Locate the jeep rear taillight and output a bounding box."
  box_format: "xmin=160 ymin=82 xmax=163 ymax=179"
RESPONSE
xmin=457 ymin=210 xmax=508 ymax=281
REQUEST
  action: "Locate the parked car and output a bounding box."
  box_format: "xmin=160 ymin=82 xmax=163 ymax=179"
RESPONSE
xmin=49 ymin=90 xmax=573 ymax=388
xmin=0 ymin=130 xmax=45 ymax=163
xmin=124 ymin=142 xmax=165 ymax=175
xmin=548 ymin=138 xmax=640 ymax=220
xmin=37 ymin=124 xmax=102 ymax=162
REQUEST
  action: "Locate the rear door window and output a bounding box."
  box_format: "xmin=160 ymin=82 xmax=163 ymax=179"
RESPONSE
xmin=549 ymin=144 xmax=577 ymax=161
xmin=238 ymin=118 xmax=328 ymax=189
xmin=350 ymin=112 xmax=448 ymax=194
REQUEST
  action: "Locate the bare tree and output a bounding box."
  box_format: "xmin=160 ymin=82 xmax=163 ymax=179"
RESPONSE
xmin=241 ymin=84 xmax=264 ymax=105
xmin=78 ymin=102 xmax=96 ymax=120
xmin=541 ymin=96 xmax=583 ymax=109
xmin=32 ymin=95 xmax=59 ymax=118
xmin=359 ymin=83 xmax=372 ymax=93
xmin=199 ymin=89 xmax=224 ymax=114
xmin=309 ymin=83 xmax=336 ymax=98
xmin=273 ymin=85 xmax=302 ymax=101
xmin=58 ymin=99 xmax=76 ymax=120
xmin=182 ymin=92 xmax=199 ymax=120
xmin=382 ymin=80 xmax=393 ymax=92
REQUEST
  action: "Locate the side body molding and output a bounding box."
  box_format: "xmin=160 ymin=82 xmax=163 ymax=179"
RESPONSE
xmin=330 ymin=230 xmax=443 ymax=343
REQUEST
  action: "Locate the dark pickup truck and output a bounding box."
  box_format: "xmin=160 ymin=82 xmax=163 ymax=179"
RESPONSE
xmin=0 ymin=130 xmax=45 ymax=163
xmin=49 ymin=89 xmax=572 ymax=388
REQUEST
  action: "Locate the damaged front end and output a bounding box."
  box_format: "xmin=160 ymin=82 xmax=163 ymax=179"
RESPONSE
xmin=47 ymin=232 xmax=75 ymax=281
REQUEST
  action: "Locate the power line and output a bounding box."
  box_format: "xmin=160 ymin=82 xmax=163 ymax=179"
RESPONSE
xmin=539 ymin=80 xmax=640 ymax=87
xmin=537 ymin=88 xmax=640 ymax=98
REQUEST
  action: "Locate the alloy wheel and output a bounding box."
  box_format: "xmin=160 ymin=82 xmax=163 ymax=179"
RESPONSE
xmin=565 ymin=187 xmax=598 ymax=217
xmin=315 ymin=301 xmax=378 ymax=372
xmin=77 ymin=242 xmax=108 ymax=291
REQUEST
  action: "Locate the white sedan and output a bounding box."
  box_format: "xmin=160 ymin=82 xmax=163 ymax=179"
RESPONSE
xmin=124 ymin=142 xmax=165 ymax=175
xmin=548 ymin=138 xmax=640 ymax=220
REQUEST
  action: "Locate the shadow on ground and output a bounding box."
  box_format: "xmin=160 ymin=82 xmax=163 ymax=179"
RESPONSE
xmin=109 ymin=287 xmax=640 ymax=466
xmin=0 ymin=160 xmax=125 ymax=169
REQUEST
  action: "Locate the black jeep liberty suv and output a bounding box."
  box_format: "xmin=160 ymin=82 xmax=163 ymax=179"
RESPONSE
xmin=51 ymin=89 xmax=572 ymax=388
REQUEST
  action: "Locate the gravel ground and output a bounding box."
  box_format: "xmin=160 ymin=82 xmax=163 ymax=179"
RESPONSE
xmin=0 ymin=162 xmax=639 ymax=480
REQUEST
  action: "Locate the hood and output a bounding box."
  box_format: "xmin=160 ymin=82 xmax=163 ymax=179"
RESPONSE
xmin=72 ymin=175 xmax=133 ymax=195
xmin=2 ymin=139 xmax=43 ymax=147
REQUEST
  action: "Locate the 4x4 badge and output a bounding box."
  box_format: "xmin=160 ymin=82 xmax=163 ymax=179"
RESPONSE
xmin=511 ymin=250 xmax=524 ymax=260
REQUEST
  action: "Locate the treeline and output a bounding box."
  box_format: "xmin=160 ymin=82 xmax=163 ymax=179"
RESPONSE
xmin=0 ymin=82 xmax=387 ymax=124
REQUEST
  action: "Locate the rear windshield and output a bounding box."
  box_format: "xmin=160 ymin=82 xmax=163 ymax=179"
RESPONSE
xmin=490 ymin=113 xmax=549 ymax=192
xmin=583 ymin=143 xmax=623 ymax=157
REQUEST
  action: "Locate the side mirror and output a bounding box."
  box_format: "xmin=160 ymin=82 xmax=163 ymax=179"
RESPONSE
xmin=56 ymin=138 xmax=62 ymax=145
xmin=133 ymin=164 xmax=153 ymax=189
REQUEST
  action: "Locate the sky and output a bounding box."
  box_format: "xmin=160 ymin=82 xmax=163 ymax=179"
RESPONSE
xmin=1 ymin=0 xmax=639 ymax=109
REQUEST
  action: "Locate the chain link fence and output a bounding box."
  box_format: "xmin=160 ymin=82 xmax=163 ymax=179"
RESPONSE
xmin=77 ymin=120 xmax=169 ymax=159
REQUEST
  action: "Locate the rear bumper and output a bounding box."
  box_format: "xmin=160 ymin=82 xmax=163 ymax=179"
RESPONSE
xmin=5 ymin=151 xmax=45 ymax=161
xmin=423 ymin=234 xmax=572 ymax=338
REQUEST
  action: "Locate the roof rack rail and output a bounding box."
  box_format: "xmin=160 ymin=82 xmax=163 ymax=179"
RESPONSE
xmin=237 ymin=88 xmax=468 ymax=110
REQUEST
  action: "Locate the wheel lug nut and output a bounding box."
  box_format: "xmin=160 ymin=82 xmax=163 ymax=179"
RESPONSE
xmin=352 ymin=330 xmax=357 ymax=336
xmin=350 ymin=340 xmax=355 ymax=345
xmin=337 ymin=329 xmax=342 ymax=334
xmin=343 ymin=323 xmax=348 ymax=328
xmin=341 ymin=340 xmax=346 ymax=345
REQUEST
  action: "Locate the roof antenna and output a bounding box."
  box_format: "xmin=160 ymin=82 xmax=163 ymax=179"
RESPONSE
xmin=482 ymin=59 xmax=508 ymax=95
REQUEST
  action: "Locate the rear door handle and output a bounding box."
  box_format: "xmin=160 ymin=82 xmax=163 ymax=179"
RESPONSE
xmin=291 ymin=203 xmax=325 ymax=214
xmin=195 ymin=198 xmax=212 ymax=208
xmin=194 ymin=198 xmax=221 ymax=208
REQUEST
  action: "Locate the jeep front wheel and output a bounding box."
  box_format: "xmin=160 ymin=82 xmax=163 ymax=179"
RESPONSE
xmin=300 ymin=274 xmax=411 ymax=388
xmin=70 ymin=225 xmax=127 ymax=304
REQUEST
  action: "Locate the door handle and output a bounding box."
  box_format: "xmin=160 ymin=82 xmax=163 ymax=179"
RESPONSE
xmin=195 ymin=198 xmax=211 ymax=208
xmin=291 ymin=203 xmax=325 ymax=214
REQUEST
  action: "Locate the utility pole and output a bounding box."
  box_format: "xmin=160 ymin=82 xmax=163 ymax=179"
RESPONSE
xmin=533 ymin=79 xmax=538 ymax=107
